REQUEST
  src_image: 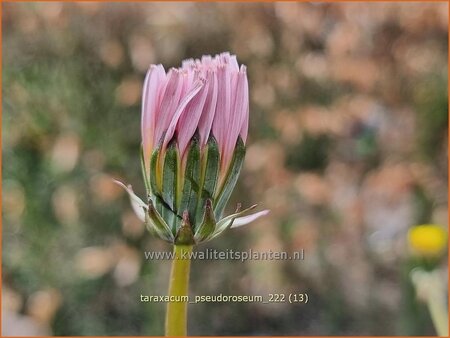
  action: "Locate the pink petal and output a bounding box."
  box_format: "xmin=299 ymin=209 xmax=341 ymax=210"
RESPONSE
xmin=141 ymin=64 xmax=166 ymax=167
xmin=181 ymin=58 xmax=195 ymax=70
xmin=162 ymin=79 xmax=205 ymax=153
xmin=198 ymin=70 xmax=218 ymax=147
xmin=181 ymin=68 xmax=197 ymax=97
xmin=176 ymin=77 xmax=210 ymax=158
xmin=222 ymin=66 xmax=248 ymax=171
xmin=229 ymin=54 xmax=239 ymax=72
xmin=230 ymin=209 xmax=269 ymax=228
xmin=154 ymin=69 xmax=184 ymax=147
xmin=201 ymin=55 xmax=212 ymax=66
xmin=240 ymin=105 xmax=249 ymax=144
xmin=219 ymin=52 xmax=231 ymax=64
xmin=212 ymin=65 xmax=232 ymax=167
xmin=238 ymin=65 xmax=249 ymax=143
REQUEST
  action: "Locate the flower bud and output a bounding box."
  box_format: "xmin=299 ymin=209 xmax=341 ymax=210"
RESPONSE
xmin=116 ymin=52 xmax=268 ymax=244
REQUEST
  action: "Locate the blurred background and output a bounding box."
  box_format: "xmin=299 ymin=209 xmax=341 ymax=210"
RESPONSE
xmin=2 ymin=1 xmax=448 ymax=336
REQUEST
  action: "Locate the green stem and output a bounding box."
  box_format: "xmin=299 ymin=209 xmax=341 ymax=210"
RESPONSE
xmin=411 ymin=269 xmax=449 ymax=336
xmin=165 ymin=245 xmax=193 ymax=336
xmin=425 ymin=277 xmax=448 ymax=336
xmin=427 ymin=293 xmax=448 ymax=337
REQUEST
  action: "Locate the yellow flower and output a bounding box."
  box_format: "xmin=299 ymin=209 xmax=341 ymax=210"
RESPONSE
xmin=408 ymin=224 xmax=448 ymax=258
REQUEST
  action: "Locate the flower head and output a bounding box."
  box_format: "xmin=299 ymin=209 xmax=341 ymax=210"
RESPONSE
xmin=116 ymin=52 xmax=268 ymax=244
xmin=408 ymin=224 xmax=447 ymax=258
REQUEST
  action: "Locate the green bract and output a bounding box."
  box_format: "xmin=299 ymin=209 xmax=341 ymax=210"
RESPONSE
xmin=144 ymin=135 xmax=249 ymax=245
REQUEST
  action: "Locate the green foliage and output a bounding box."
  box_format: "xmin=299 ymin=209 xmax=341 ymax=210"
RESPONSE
xmin=285 ymin=133 xmax=331 ymax=172
xmin=414 ymin=73 xmax=448 ymax=163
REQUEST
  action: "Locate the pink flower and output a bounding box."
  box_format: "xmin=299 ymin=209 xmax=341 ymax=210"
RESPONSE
xmin=116 ymin=52 xmax=267 ymax=245
xmin=141 ymin=52 xmax=248 ymax=177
